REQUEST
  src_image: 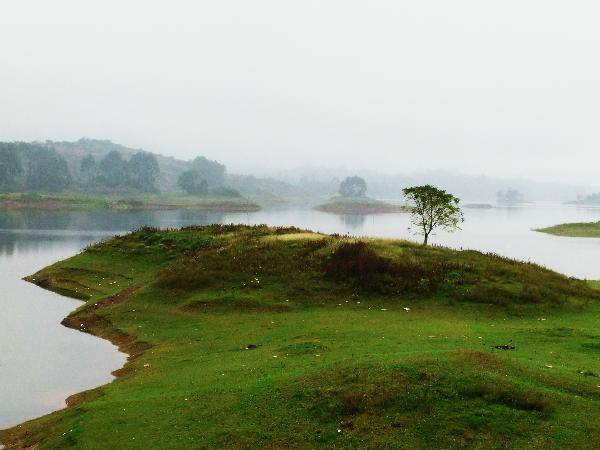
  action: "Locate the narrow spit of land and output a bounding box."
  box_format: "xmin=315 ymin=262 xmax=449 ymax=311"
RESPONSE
xmin=1 ymin=225 xmax=599 ymax=448
xmin=536 ymin=221 xmax=600 ymax=238
xmin=0 ymin=193 xmax=260 ymax=212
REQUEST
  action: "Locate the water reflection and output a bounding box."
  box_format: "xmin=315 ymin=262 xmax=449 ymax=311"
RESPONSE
xmin=0 ymin=210 xmax=228 ymax=233
xmin=339 ymin=214 xmax=366 ymax=230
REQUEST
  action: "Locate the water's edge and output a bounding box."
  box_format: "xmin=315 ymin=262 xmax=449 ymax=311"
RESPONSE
xmin=0 ymin=279 xmax=135 ymax=443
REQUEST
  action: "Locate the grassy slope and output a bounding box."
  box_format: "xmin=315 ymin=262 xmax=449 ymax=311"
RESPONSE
xmin=315 ymin=196 xmax=407 ymax=214
xmin=0 ymin=192 xmax=260 ymax=212
xmin=536 ymin=222 xmax=600 ymax=238
xmin=1 ymin=225 xmax=600 ymax=449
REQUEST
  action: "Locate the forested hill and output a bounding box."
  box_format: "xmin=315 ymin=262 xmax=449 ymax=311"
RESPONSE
xmin=0 ymin=138 xmax=304 ymax=201
xmin=49 ymin=139 xmax=188 ymax=192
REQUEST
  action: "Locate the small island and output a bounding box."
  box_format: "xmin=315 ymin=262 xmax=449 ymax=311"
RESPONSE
xmin=315 ymin=176 xmax=408 ymax=214
xmin=535 ymin=221 xmax=600 ymax=237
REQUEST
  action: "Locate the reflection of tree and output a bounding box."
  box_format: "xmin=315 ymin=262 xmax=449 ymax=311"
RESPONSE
xmin=340 ymin=214 xmax=366 ymax=230
xmin=0 ymin=231 xmax=17 ymax=256
xmin=0 ymin=230 xmax=93 ymax=257
xmin=0 ymin=210 xmax=72 ymax=230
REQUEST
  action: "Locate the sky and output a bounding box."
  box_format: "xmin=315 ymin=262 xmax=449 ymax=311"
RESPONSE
xmin=1 ymin=1 xmax=600 ymax=184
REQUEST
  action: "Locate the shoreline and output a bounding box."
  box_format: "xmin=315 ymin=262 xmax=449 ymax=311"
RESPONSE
xmin=0 ymin=281 xmax=144 ymax=447
xmin=535 ymin=221 xmax=600 ymax=238
xmin=2 ymin=225 xmax=600 ymax=447
xmin=0 ymin=194 xmax=261 ymax=213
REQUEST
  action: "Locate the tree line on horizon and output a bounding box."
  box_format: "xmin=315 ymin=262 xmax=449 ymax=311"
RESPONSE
xmin=0 ymin=142 xmax=236 ymax=196
xmin=0 ymin=143 xmax=72 ymax=193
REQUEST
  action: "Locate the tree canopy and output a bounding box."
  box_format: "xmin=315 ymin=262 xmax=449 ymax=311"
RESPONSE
xmin=402 ymin=184 xmax=463 ymax=245
xmin=97 ymin=150 xmax=129 ymax=188
xmin=339 ymin=176 xmax=367 ymax=197
xmin=191 ymin=156 xmax=226 ymax=188
xmin=0 ymin=140 xmax=237 ymax=197
xmin=0 ymin=143 xmax=24 ymax=192
xmin=24 ymin=146 xmax=72 ymax=191
xmin=80 ymin=154 xmax=96 ymax=173
xmin=177 ymin=169 xmax=208 ymax=195
xmin=128 ymin=152 xmax=160 ymax=192
xmin=75 ymin=150 xmax=161 ymax=192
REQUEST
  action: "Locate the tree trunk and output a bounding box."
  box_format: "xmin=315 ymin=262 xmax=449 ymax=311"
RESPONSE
xmin=423 ymin=233 xmax=429 ymax=245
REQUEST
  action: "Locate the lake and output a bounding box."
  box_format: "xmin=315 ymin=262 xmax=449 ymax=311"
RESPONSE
xmin=1 ymin=203 xmax=600 ymax=428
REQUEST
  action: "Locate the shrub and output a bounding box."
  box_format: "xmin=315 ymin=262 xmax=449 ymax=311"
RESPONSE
xmin=461 ymin=382 xmax=554 ymax=415
xmin=324 ymin=241 xmax=462 ymax=295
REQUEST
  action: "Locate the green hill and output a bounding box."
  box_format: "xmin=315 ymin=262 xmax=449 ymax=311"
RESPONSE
xmin=2 ymin=225 xmax=599 ymax=448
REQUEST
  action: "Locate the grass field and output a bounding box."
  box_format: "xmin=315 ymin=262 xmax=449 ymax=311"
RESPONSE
xmin=315 ymin=196 xmax=408 ymax=214
xmin=535 ymin=222 xmax=600 ymax=237
xmin=0 ymin=192 xmax=260 ymax=212
xmin=1 ymin=225 xmax=599 ymax=448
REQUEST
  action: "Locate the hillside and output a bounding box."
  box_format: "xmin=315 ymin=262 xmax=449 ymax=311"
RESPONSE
xmin=48 ymin=139 xmax=188 ymax=192
xmin=3 ymin=139 xmax=304 ymax=204
xmin=1 ymin=225 xmax=599 ymax=448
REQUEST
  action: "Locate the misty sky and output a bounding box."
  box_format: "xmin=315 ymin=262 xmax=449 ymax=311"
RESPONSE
xmin=2 ymin=1 xmax=600 ymax=184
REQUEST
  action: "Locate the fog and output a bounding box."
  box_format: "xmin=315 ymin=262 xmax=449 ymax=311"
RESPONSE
xmin=2 ymin=1 xmax=600 ymax=186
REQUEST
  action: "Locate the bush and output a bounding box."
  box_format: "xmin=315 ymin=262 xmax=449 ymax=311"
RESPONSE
xmin=461 ymin=381 xmax=554 ymax=415
xmin=324 ymin=241 xmax=461 ymax=295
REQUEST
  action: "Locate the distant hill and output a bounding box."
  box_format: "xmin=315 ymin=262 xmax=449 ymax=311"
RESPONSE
xmin=33 ymin=138 xmax=305 ymax=203
xmin=260 ymin=166 xmax=597 ymax=203
xmin=46 ymin=138 xmax=188 ymax=192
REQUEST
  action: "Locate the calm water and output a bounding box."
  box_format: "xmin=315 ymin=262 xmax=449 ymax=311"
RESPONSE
xmin=1 ymin=203 xmax=600 ymax=429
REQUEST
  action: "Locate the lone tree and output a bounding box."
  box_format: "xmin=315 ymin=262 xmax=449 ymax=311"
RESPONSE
xmin=339 ymin=176 xmax=367 ymax=197
xmin=402 ymin=184 xmax=463 ymax=245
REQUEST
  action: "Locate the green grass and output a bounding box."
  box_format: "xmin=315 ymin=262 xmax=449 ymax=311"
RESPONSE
xmin=1 ymin=225 xmax=599 ymax=449
xmin=535 ymin=222 xmax=600 ymax=237
xmin=315 ymin=196 xmax=408 ymax=214
xmin=0 ymin=192 xmax=260 ymax=212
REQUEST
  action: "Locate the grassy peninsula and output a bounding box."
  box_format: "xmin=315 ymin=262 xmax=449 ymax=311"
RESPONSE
xmin=0 ymin=192 xmax=260 ymax=212
xmin=315 ymin=196 xmax=407 ymax=214
xmin=2 ymin=225 xmax=600 ymax=448
xmin=535 ymin=221 xmax=600 ymax=238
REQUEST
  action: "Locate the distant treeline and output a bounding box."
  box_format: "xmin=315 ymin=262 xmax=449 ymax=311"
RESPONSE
xmin=0 ymin=143 xmax=72 ymax=192
xmin=0 ymin=142 xmax=160 ymax=193
xmin=576 ymin=192 xmax=600 ymax=204
xmin=0 ymin=141 xmax=239 ymax=196
xmin=78 ymin=150 xmax=160 ymax=192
